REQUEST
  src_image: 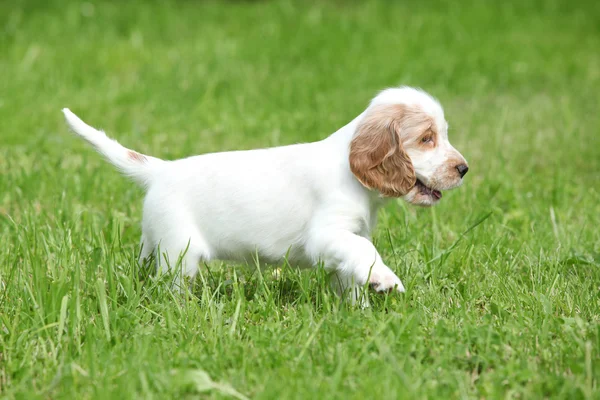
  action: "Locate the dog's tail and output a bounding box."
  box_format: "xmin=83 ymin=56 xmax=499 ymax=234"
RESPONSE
xmin=62 ymin=108 xmax=165 ymax=188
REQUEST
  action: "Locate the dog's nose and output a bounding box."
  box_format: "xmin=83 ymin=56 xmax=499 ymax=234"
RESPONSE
xmin=456 ymin=164 xmax=469 ymax=178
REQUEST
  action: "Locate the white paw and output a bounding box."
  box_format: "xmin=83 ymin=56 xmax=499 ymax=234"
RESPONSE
xmin=368 ymin=267 xmax=405 ymax=293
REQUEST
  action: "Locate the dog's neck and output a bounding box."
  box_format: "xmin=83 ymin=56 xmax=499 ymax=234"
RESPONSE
xmin=325 ymin=111 xmax=367 ymax=146
xmin=325 ymin=111 xmax=390 ymax=235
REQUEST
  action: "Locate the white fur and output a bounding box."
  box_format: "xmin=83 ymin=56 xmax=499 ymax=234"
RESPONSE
xmin=62 ymin=87 xmax=466 ymax=302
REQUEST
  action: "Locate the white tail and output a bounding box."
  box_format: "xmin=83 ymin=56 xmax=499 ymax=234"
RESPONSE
xmin=62 ymin=108 xmax=164 ymax=188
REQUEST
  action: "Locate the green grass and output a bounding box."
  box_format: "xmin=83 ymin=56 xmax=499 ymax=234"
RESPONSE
xmin=1 ymin=0 xmax=600 ymax=398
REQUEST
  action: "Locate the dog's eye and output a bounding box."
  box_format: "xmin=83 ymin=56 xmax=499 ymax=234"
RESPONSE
xmin=421 ymin=136 xmax=433 ymax=144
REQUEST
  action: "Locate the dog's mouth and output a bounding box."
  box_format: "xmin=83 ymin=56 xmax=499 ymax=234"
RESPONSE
xmin=415 ymin=179 xmax=442 ymax=200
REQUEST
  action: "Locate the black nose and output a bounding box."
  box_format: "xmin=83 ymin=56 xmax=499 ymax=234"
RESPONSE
xmin=456 ymin=164 xmax=469 ymax=178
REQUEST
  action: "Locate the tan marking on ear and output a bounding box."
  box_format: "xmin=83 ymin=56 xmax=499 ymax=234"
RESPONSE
xmin=127 ymin=151 xmax=147 ymax=163
xmin=349 ymin=104 xmax=432 ymax=197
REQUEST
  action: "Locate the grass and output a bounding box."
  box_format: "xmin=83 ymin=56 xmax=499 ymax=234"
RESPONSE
xmin=1 ymin=0 xmax=600 ymax=398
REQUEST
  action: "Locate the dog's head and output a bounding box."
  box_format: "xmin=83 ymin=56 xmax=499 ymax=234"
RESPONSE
xmin=349 ymin=87 xmax=468 ymax=206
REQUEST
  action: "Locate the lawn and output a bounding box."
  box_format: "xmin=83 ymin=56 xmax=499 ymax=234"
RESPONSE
xmin=1 ymin=0 xmax=600 ymax=398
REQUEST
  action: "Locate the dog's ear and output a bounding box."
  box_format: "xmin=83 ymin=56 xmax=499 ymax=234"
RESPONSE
xmin=349 ymin=105 xmax=416 ymax=197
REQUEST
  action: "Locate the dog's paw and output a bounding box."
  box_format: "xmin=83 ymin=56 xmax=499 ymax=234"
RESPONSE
xmin=368 ymin=269 xmax=405 ymax=293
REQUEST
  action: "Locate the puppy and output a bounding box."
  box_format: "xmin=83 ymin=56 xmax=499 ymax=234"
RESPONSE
xmin=63 ymin=87 xmax=468 ymax=300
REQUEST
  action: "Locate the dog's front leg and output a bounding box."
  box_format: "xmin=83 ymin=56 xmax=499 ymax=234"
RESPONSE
xmin=311 ymin=231 xmax=405 ymax=304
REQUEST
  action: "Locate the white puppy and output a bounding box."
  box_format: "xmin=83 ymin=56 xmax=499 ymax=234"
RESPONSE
xmin=63 ymin=87 xmax=468 ymax=300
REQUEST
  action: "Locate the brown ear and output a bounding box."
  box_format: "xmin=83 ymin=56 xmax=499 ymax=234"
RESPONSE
xmin=349 ymin=105 xmax=417 ymax=197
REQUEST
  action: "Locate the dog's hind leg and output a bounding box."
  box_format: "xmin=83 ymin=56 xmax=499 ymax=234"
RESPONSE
xmin=141 ymin=192 xmax=211 ymax=292
xmin=154 ymin=232 xmax=211 ymax=291
xmin=138 ymin=233 xmax=155 ymax=269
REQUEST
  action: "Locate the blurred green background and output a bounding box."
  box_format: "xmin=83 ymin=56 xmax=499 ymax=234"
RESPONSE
xmin=1 ymin=0 xmax=599 ymax=398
